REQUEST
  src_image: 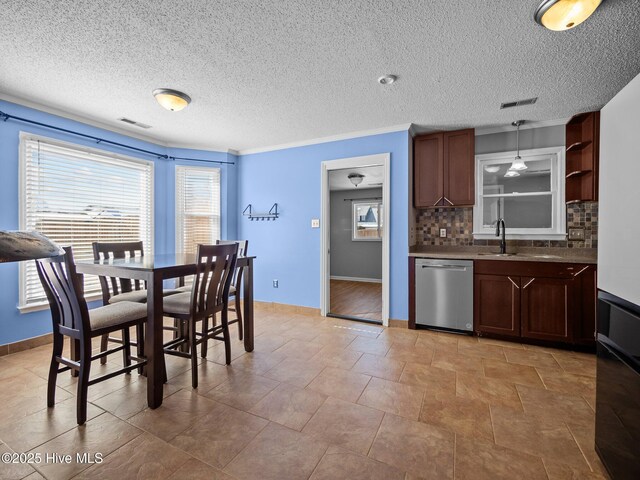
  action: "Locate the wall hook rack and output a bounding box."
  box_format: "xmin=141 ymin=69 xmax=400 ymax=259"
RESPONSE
xmin=243 ymin=203 xmax=279 ymax=221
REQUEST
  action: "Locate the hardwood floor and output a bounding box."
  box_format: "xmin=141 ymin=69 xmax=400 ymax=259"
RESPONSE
xmin=0 ymin=306 xmax=605 ymax=480
xmin=329 ymin=279 xmax=382 ymax=322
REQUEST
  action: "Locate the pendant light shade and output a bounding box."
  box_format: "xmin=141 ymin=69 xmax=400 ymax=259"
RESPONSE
xmin=504 ymin=169 xmax=520 ymax=178
xmin=534 ymin=0 xmax=604 ymax=31
xmin=510 ymin=157 xmax=528 ymax=171
xmin=0 ymin=231 xmax=63 ymax=263
xmin=153 ymin=88 xmax=191 ymax=112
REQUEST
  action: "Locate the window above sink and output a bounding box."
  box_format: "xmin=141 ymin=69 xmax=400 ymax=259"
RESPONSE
xmin=473 ymin=146 xmax=566 ymax=240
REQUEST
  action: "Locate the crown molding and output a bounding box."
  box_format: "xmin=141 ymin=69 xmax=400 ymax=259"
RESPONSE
xmin=475 ymin=118 xmax=570 ymax=136
xmin=237 ymin=123 xmax=413 ymax=156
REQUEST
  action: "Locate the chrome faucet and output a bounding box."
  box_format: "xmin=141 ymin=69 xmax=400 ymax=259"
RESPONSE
xmin=495 ymin=218 xmax=507 ymax=254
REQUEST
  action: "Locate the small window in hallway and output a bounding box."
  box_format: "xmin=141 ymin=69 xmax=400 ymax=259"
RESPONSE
xmin=352 ymin=201 xmax=383 ymax=241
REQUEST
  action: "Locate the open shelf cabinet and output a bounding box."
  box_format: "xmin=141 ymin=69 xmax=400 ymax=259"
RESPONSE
xmin=565 ymin=111 xmax=600 ymax=203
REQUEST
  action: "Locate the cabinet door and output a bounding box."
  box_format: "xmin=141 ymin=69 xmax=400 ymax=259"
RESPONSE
xmin=573 ymin=266 xmax=597 ymax=346
xmin=474 ymin=274 xmax=520 ymax=337
xmin=414 ymin=133 xmax=444 ymax=207
xmin=521 ymin=277 xmax=576 ymax=343
xmin=443 ymin=129 xmax=475 ymax=206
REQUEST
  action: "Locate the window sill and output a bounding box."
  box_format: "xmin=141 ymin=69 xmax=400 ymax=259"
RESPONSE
xmin=18 ymin=293 xmax=103 ymax=314
xmin=473 ymin=233 xmax=568 ymax=241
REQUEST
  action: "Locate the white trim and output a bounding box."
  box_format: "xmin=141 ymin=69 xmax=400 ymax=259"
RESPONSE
xmin=0 ymin=93 xmax=236 ymax=154
xmin=473 ymin=146 xmax=566 ymax=239
xmin=321 ymin=153 xmax=390 ymax=326
xmin=475 ymin=118 xmax=570 ymax=136
xmin=330 ymin=276 xmax=382 ymax=284
xmin=239 ymin=125 xmax=411 ymax=155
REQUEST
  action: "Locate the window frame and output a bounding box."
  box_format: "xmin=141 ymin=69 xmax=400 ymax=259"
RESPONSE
xmin=352 ymin=200 xmax=383 ymax=242
xmin=473 ymin=146 xmax=566 ymax=240
xmin=175 ymin=165 xmax=221 ymax=255
xmin=18 ymin=132 xmax=155 ymax=312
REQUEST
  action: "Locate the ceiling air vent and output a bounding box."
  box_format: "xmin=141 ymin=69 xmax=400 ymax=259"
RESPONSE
xmin=500 ymin=97 xmax=538 ymax=109
xmin=118 ymin=117 xmax=152 ymax=129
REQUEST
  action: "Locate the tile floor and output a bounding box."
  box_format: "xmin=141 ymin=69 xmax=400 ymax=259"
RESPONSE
xmin=0 ymin=306 xmax=607 ymax=480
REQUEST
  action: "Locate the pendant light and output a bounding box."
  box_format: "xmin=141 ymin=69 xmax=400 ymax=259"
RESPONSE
xmin=505 ymin=120 xmax=527 ymax=178
xmin=153 ymin=88 xmax=191 ymax=112
xmin=534 ymin=0 xmax=604 ymax=31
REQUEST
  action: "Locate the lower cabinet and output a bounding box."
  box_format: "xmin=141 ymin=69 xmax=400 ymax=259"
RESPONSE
xmin=474 ymin=261 xmax=596 ymax=346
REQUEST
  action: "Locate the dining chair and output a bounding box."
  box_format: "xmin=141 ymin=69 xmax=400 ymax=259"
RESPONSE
xmin=92 ymin=241 xmax=180 ymax=367
xmin=176 ymin=240 xmax=248 ymax=340
xmin=36 ymin=246 xmax=148 ymax=424
xmin=217 ymin=240 xmax=248 ymax=340
xmin=163 ymin=243 xmax=238 ymax=388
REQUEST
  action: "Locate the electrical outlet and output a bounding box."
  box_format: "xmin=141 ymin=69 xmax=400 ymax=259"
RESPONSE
xmin=273 ymin=279 xmax=279 ymax=288
xmin=568 ymin=227 xmax=585 ymax=241
xmin=311 ymin=218 xmax=320 ymax=228
xmin=439 ymin=228 xmax=447 ymax=238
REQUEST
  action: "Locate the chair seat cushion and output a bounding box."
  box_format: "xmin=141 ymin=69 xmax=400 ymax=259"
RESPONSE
xmin=109 ymin=288 xmax=182 ymax=304
xmin=90 ymin=301 xmax=147 ymax=331
xmin=163 ymin=292 xmax=192 ymax=316
xmin=175 ymin=285 xmax=236 ymax=296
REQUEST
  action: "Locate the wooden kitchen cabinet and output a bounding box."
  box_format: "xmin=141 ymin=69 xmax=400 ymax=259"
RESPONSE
xmin=413 ymin=128 xmax=474 ymax=207
xmin=474 ymin=274 xmax=520 ymax=337
xmin=565 ymin=111 xmax=600 ymax=203
xmin=474 ymin=261 xmax=596 ymax=347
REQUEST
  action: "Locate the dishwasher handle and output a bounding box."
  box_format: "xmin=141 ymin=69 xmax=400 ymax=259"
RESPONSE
xmin=420 ymin=264 xmax=469 ymax=271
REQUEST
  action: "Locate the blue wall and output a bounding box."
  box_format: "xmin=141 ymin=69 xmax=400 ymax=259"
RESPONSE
xmin=236 ymin=131 xmax=410 ymax=321
xmin=0 ymin=100 xmax=237 ymax=344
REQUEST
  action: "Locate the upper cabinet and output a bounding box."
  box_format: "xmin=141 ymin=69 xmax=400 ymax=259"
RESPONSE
xmin=565 ymin=111 xmax=600 ymax=203
xmin=414 ymin=128 xmax=475 ymax=207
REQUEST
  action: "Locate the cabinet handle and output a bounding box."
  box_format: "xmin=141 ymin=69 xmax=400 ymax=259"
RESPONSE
xmin=572 ymin=266 xmax=590 ymax=277
xmin=444 ymin=197 xmax=454 ymax=206
xmin=522 ymin=278 xmax=535 ymax=290
xmin=433 ymin=197 xmax=444 ymax=206
xmin=508 ymin=277 xmax=519 ymax=289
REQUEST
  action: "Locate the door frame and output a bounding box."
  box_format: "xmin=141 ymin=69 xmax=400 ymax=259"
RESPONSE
xmin=320 ymin=153 xmax=390 ymax=326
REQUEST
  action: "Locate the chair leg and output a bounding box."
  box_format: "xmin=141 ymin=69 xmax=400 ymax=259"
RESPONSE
xmin=190 ymin=320 xmax=198 ymax=389
xmin=76 ymin=339 xmax=92 ymax=425
xmin=100 ymin=334 xmax=109 ymax=365
xmin=221 ymin=307 xmax=231 ymax=365
xmin=235 ymin=295 xmax=243 ymax=341
xmin=47 ymin=333 xmax=64 ymax=407
xmin=201 ymin=316 xmax=209 ymax=358
xmin=136 ymin=323 xmax=145 ymax=375
xmin=122 ymin=328 xmax=131 ymax=374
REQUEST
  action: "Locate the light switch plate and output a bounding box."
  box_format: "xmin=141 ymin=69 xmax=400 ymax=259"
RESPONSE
xmin=439 ymin=228 xmax=447 ymax=238
xmin=311 ymin=218 xmax=320 ymax=228
xmin=568 ymin=227 xmax=585 ymax=241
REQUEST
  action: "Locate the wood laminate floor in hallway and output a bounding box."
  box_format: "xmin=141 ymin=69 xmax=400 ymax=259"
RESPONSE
xmin=329 ymin=279 xmax=382 ymax=322
xmin=0 ymin=305 xmax=606 ymax=480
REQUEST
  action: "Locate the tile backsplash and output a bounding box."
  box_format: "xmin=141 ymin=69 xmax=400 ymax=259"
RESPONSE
xmin=416 ymin=202 xmax=598 ymax=249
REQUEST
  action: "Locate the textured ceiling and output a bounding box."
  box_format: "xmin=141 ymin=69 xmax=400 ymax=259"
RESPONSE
xmin=1 ymin=0 xmax=639 ymax=152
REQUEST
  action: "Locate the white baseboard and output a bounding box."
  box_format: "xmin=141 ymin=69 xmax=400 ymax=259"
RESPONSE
xmin=330 ymin=275 xmax=382 ymax=284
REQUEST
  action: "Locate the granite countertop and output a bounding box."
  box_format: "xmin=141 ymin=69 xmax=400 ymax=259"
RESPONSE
xmin=409 ymin=245 xmax=597 ymax=264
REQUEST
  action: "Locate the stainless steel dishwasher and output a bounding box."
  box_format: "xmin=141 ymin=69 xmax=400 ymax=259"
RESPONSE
xmin=415 ymin=258 xmax=473 ymax=332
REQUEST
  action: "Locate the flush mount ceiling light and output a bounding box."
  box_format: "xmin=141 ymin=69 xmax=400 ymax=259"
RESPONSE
xmin=378 ymin=74 xmax=397 ymax=85
xmin=152 ymin=88 xmax=191 ymax=112
xmin=534 ymin=0 xmax=604 ymax=31
xmin=348 ymin=173 xmax=365 ymax=187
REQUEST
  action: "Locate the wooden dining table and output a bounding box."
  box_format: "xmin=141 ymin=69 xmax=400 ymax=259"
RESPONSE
xmin=75 ymin=253 xmax=256 ymax=409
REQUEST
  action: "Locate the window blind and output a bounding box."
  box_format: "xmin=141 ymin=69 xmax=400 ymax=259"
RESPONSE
xmin=20 ymin=135 xmax=153 ymax=308
xmin=175 ymin=166 xmax=221 ymax=255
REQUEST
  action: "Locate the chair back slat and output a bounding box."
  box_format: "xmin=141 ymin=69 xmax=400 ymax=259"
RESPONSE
xmin=190 ymin=243 xmax=238 ymax=320
xmin=92 ymin=241 xmax=145 ymax=303
xmin=216 ymin=240 xmax=248 ymax=288
xmin=36 ymin=247 xmax=90 ymax=334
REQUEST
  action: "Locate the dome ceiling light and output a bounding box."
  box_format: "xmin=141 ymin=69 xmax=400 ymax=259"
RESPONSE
xmin=348 ymin=173 xmax=365 ymax=187
xmin=534 ymin=0 xmax=604 ymax=31
xmin=377 ymin=75 xmax=397 ymax=85
xmin=153 ymin=88 xmax=191 ymax=112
